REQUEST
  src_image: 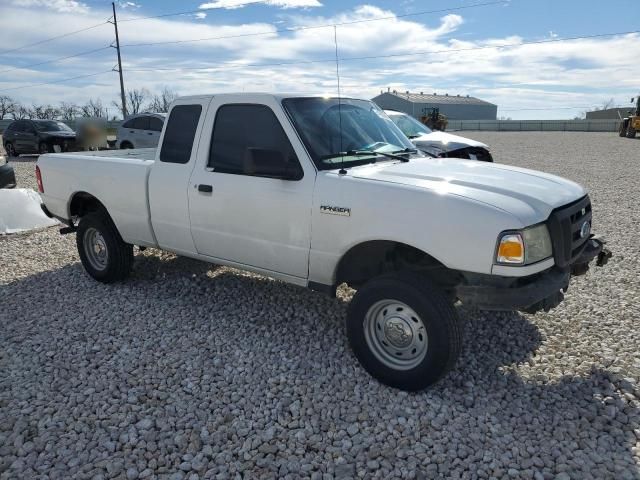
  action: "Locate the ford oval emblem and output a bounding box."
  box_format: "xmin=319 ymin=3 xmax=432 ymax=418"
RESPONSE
xmin=580 ymin=221 xmax=591 ymax=239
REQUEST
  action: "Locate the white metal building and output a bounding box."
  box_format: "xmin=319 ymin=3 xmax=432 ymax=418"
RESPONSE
xmin=372 ymin=90 xmax=498 ymax=120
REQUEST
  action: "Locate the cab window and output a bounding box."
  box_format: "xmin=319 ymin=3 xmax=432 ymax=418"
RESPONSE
xmin=159 ymin=105 xmax=202 ymax=164
xmin=208 ymin=104 xmax=300 ymax=177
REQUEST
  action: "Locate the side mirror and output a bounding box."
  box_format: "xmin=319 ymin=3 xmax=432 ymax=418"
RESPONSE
xmin=244 ymin=148 xmax=302 ymax=180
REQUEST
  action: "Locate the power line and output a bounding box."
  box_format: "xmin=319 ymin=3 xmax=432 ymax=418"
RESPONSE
xmin=0 ymin=70 xmax=113 ymax=93
xmin=0 ymin=22 xmax=109 ymax=56
xmin=117 ymin=0 xmax=270 ymax=22
xmin=0 ymin=46 xmax=111 ymax=75
xmin=121 ymin=1 xmax=507 ymax=47
xmin=124 ymin=29 xmax=640 ymax=72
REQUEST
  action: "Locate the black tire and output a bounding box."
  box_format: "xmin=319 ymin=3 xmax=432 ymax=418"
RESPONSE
xmin=619 ymin=120 xmax=628 ymax=137
xmin=4 ymin=142 xmax=16 ymax=157
xmin=627 ymin=126 xmax=637 ymax=139
xmin=38 ymin=142 xmax=50 ymax=155
xmin=76 ymin=211 xmax=133 ymax=283
xmin=346 ymin=271 xmax=461 ymax=391
xmin=120 ymin=141 xmax=133 ymax=149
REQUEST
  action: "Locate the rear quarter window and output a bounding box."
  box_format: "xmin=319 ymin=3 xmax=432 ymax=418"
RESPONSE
xmin=159 ymin=105 xmax=202 ymax=164
xmin=149 ymin=117 xmax=163 ymax=132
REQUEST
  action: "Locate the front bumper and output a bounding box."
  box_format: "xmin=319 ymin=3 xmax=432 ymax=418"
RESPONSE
xmin=457 ymin=236 xmax=611 ymax=313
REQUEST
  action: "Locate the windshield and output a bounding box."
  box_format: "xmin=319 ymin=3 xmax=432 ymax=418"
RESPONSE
xmin=34 ymin=121 xmax=73 ymax=132
xmin=282 ymin=97 xmax=417 ymax=170
xmin=388 ymin=113 xmax=432 ymax=138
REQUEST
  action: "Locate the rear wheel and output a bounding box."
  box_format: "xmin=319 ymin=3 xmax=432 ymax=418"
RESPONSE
xmin=38 ymin=142 xmax=50 ymax=155
xmin=346 ymin=271 xmax=461 ymax=391
xmin=4 ymin=142 xmax=16 ymax=157
xmin=627 ymin=126 xmax=637 ymax=139
xmin=120 ymin=141 xmax=133 ymax=149
xmin=76 ymin=211 xmax=133 ymax=283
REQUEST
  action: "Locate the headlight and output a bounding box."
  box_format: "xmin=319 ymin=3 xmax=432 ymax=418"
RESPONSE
xmin=522 ymin=224 xmax=553 ymax=264
xmin=496 ymin=224 xmax=552 ymax=265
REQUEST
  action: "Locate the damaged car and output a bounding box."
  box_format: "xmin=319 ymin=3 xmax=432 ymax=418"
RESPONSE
xmin=385 ymin=110 xmax=493 ymax=162
xmin=3 ymin=119 xmax=77 ymax=156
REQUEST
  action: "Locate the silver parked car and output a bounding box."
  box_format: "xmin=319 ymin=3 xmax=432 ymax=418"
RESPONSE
xmin=116 ymin=113 xmax=166 ymax=149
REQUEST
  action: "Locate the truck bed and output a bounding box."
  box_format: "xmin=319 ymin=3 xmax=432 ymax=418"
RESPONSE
xmin=62 ymin=148 xmax=157 ymax=161
xmin=37 ymin=148 xmax=157 ymax=247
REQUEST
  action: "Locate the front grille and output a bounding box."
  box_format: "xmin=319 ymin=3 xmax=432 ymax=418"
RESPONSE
xmin=547 ymin=195 xmax=592 ymax=268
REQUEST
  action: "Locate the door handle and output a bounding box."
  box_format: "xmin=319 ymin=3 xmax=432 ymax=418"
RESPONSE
xmin=197 ymin=184 xmax=213 ymax=193
xmin=147 ymin=132 xmax=153 ymax=135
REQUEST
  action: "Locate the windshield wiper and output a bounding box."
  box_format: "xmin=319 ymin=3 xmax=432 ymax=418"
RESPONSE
xmin=318 ymin=149 xmax=412 ymax=166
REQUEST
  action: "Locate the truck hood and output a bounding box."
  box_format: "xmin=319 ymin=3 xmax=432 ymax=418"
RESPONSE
xmin=349 ymin=157 xmax=586 ymax=226
xmin=412 ymin=131 xmax=488 ymax=154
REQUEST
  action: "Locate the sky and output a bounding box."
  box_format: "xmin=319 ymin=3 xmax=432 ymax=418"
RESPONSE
xmin=0 ymin=0 xmax=638 ymax=119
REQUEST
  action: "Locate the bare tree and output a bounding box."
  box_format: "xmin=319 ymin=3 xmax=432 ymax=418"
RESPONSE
xmin=0 ymin=95 xmax=17 ymax=120
xmin=594 ymin=98 xmax=615 ymax=111
xmin=28 ymin=104 xmax=60 ymax=119
xmin=12 ymin=105 xmax=30 ymax=120
xmin=129 ymin=88 xmax=148 ymax=114
xmin=80 ymin=98 xmax=107 ymax=118
xmin=147 ymin=87 xmax=179 ymax=113
xmin=59 ymin=102 xmax=79 ymax=121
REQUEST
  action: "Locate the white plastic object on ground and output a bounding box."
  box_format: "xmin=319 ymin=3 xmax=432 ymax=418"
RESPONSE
xmin=0 ymin=188 xmax=58 ymax=235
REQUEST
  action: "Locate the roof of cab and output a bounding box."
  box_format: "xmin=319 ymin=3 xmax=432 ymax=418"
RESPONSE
xmin=173 ymin=93 xmax=366 ymax=102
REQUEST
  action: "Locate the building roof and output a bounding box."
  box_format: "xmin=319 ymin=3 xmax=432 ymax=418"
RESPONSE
xmin=586 ymin=107 xmax=633 ymax=115
xmin=377 ymin=91 xmax=496 ymax=106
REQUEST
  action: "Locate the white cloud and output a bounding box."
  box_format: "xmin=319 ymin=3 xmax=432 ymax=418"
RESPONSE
xmin=199 ymin=0 xmax=321 ymax=10
xmin=0 ymin=2 xmax=638 ymax=120
xmin=194 ymin=12 xmax=207 ymax=19
xmin=9 ymin=0 xmax=88 ymax=13
xmin=118 ymin=1 xmax=141 ymax=9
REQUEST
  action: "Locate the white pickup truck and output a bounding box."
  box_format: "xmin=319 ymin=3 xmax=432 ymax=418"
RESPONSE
xmin=37 ymin=93 xmax=610 ymax=391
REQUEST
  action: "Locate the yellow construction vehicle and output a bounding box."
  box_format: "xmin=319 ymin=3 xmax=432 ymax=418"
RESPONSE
xmin=619 ymin=95 xmax=640 ymax=138
xmin=420 ymin=107 xmax=448 ymax=131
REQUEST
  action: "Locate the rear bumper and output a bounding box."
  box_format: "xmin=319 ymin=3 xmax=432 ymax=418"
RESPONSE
xmin=457 ymin=237 xmax=611 ymax=313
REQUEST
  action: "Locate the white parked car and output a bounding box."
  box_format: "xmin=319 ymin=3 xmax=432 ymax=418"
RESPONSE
xmin=385 ymin=110 xmax=493 ymax=161
xmin=37 ymin=94 xmax=610 ymax=391
xmin=116 ymin=113 xmax=166 ymax=149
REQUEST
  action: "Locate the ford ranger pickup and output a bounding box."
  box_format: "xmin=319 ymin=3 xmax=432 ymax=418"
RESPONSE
xmin=37 ymin=94 xmax=611 ymax=391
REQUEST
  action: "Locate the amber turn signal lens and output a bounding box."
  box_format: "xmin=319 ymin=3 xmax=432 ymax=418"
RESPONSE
xmin=496 ymin=234 xmax=524 ymax=264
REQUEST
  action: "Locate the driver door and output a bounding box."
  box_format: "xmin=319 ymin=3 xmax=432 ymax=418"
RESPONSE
xmin=188 ymin=96 xmax=315 ymax=280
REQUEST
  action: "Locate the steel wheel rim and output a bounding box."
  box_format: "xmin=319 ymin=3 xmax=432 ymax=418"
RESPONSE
xmin=363 ymin=299 xmax=428 ymax=370
xmin=84 ymin=227 xmax=108 ymax=271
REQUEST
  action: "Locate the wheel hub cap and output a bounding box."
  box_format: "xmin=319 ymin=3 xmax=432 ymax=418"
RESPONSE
xmin=84 ymin=227 xmax=108 ymax=270
xmin=383 ymin=317 xmax=413 ymax=348
xmin=363 ymin=300 xmax=428 ymax=371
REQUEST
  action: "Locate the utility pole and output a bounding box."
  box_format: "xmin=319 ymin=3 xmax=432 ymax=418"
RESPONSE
xmin=110 ymin=2 xmax=127 ymax=119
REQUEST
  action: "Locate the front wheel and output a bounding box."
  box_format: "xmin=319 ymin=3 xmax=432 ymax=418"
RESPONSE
xmin=619 ymin=120 xmax=628 ymax=137
xmin=5 ymin=142 xmax=16 ymax=157
xmin=627 ymin=126 xmax=637 ymax=139
xmin=347 ymin=271 xmax=461 ymax=391
xmin=38 ymin=142 xmax=50 ymax=155
xmin=76 ymin=211 xmax=133 ymax=283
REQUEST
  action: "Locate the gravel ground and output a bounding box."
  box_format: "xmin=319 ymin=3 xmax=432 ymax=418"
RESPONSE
xmin=1 ymin=132 xmax=640 ymax=479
